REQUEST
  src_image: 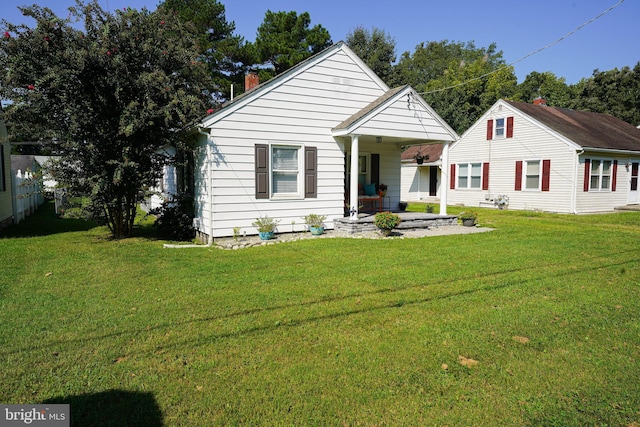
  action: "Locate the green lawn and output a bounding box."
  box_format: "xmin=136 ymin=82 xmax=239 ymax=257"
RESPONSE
xmin=1 ymin=202 xmax=639 ymax=426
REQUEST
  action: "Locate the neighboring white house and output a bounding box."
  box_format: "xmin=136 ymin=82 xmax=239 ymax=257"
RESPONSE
xmin=191 ymin=42 xmax=458 ymax=240
xmin=147 ymin=146 xmax=178 ymax=211
xmin=400 ymin=143 xmax=445 ymax=203
xmin=447 ymin=99 xmax=640 ymax=213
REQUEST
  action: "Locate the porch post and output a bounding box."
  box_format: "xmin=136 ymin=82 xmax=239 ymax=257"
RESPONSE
xmin=440 ymin=141 xmax=449 ymax=215
xmin=349 ymin=134 xmax=360 ymax=220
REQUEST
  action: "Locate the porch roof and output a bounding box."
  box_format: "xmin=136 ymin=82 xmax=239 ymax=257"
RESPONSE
xmin=331 ymin=86 xmax=458 ymax=144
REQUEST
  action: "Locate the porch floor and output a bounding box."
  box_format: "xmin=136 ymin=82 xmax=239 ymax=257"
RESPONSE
xmin=333 ymin=212 xmax=458 ymax=234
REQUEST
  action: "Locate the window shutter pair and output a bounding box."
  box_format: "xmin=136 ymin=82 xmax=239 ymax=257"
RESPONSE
xmin=486 ymin=117 xmax=514 ymax=140
xmin=583 ymin=158 xmax=618 ymax=192
xmin=255 ymin=144 xmax=317 ymax=198
xmin=449 ymin=162 xmax=490 ymax=189
xmin=514 ymin=160 xmax=551 ymax=191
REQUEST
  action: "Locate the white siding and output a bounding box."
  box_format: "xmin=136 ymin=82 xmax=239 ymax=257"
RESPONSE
xmin=448 ymin=102 xmax=577 ymax=213
xmin=354 ymin=97 xmax=455 ymax=142
xmin=195 ymin=46 xmax=390 ymax=238
xmin=401 ymin=164 xmax=441 ymax=202
xmin=575 ymin=155 xmax=634 ymax=212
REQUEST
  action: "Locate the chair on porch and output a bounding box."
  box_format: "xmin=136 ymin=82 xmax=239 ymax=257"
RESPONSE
xmin=358 ymin=183 xmax=383 ymax=213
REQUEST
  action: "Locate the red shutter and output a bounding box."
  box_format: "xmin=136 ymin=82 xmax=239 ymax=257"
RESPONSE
xmin=482 ymin=162 xmax=489 ymax=190
xmin=612 ymin=160 xmax=618 ymax=191
xmin=450 ymin=164 xmax=456 ymax=189
xmin=542 ymin=159 xmax=551 ymax=191
xmin=583 ymin=158 xmax=590 ymax=192
xmin=255 ymin=144 xmax=269 ymax=199
xmin=486 ymin=119 xmax=493 ymax=140
xmin=506 ymin=116 xmax=514 ymax=138
xmin=515 ymin=161 xmax=523 ymax=191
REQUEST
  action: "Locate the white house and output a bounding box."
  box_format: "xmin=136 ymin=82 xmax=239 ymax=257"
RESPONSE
xmin=400 ymin=143 xmax=445 ymax=203
xmin=447 ymin=99 xmax=640 ymax=213
xmin=191 ymin=42 xmax=458 ymax=241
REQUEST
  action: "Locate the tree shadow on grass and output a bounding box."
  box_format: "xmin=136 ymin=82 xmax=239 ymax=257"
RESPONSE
xmin=41 ymin=390 xmax=164 ymax=427
xmin=1 ymin=201 xmax=159 ymax=240
xmin=0 ymin=201 xmax=98 ymax=238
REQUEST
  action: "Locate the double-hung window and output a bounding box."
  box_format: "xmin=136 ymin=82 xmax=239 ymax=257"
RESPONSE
xmin=524 ymin=160 xmax=541 ymax=190
xmin=589 ymin=159 xmax=612 ymax=191
xmin=271 ymin=146 xmax=300 ymax=196
xmin=495 ymin=118 xmax=505 ymax=138
xmin=255 ymin=143 xmax=317 ymax=199
xmin=457 ymin=163 xmax=482 ymax=189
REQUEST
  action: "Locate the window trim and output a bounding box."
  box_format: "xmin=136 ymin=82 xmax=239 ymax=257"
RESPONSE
xmin=522 ymin=159 xmax=542 ymax=191
xmin=495 ymin=118 xmax=505 ymax=139
xmin=588 ymin=158 xmax=614 ymax=192
xmin=270 ymin=144 xmax=303 ymax=199
xmin=456 ymin=162 xmax=483 ymax=190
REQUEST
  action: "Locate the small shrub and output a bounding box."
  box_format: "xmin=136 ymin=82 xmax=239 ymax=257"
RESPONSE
xmin=303 ymin=213 xmax=327 ymax=228
xmin=151 ymin=195 xmax=195 ymax=241
xmin=374 ymin=211 xmax=401 ymax=236
xmin=252 ymin=216 xmax=280 ymax=232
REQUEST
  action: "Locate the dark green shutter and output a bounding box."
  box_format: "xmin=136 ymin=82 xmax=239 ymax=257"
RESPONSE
xmin=255 ymin=144 xmax=269 ymax=199
xmin=304 ymin=147 xmax=317 ymax=198
xmin=371 ymin=154 xmax=380 ymax=190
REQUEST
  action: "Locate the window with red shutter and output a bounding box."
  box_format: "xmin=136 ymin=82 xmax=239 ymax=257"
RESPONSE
xmin=583 ymin=159 xmax=590 ymax=192
xmin=506 ymin=117 xmax=514 ymax=138
xmin=542 ymin=159 xmax=550 ymax=191
xmin=515 ymin=161 xmax=523 ymax=191
xmin=450 ymin=164 xmax=456 ymax=189
xmin=486 ymin=119 xmax=493 ymax=140
xmin=482 ymin=162 xmax=489 ymax=190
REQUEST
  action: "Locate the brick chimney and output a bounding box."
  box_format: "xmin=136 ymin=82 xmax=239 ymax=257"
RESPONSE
xmin=245 ymin=72 xmax=259 ymax=92
xmin=533 ymin=97 xmax=546 ymax=106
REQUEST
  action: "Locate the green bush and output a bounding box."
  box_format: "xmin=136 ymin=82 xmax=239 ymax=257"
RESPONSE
xmin=374 ymin=211 xmax=401 ymax=235
xmin=151 ymin=195 xmax=195 ymax=241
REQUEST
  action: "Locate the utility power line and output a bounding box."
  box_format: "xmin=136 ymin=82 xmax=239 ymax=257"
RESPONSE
xmin=419 ymin=0 xmax=625 ymax=95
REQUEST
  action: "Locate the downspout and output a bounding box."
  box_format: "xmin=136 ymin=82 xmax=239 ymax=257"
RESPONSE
xmin=572 ymin=149 xmax=584 ymax=214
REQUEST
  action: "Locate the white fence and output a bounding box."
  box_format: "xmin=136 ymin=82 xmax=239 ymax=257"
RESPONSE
xmin=11 ymin=169 xmax=44 ymax=224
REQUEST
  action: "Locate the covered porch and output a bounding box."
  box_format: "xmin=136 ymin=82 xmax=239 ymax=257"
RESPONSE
xmin=331 ymin=85 xmax=458 ymax=224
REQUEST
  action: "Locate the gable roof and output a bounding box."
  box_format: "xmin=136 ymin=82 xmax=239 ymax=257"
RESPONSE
xmin=332 ymin=85 xmax=407 ymax=131
xmin=332 ymin=85 xmax=458 ymax=142
xmin=504 ymin=100 xmax=640 ymax=153
xmin=200 ymin=41 xmax=388 ymax=128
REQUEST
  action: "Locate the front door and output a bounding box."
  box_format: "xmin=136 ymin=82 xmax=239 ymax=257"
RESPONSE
xmin=628 ymin=162 xmax=639 ymax=204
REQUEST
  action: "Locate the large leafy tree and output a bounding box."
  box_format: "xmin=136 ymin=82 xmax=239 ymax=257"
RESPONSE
xmin=516 ymin=71 xmax=572 ymax=107
xmin=160 ymin=0 xmax=251 ymax=102
xmin=346 ymin=26 xmax=396 ymax=85
xmin=0 ymin=1 xmax=213 ymax=238
xmin=394 ymin=40 xmax=517 ymax=134
xmin=569 ymin=63 xmax=640 ymax=126
xmin=253 ymin=10 xmax=332 ymax=76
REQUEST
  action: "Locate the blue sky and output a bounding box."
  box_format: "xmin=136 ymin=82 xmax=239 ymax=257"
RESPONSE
xmin=2 ymin=0 xmax=637 ymax=84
